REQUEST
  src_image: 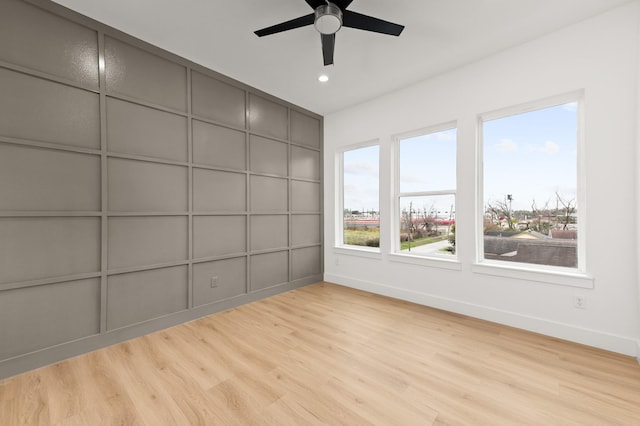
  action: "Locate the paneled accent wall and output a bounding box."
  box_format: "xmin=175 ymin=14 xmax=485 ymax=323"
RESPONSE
xmin=0 ymin=0 xmax=322 ymax=379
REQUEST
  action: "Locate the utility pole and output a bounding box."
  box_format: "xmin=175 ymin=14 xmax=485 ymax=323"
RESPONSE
xmin=506 ymin=194 xmax=513 ymax=230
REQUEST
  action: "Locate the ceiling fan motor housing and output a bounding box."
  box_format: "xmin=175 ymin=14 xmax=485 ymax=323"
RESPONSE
xmin=314 ymin=2 xmax=343 ymax=34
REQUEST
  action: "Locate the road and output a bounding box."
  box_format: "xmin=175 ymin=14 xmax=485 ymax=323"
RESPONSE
xmin=404 ymin=239 xmax=453 ymax=256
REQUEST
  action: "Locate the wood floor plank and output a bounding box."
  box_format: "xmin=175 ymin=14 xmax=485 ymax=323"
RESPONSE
xmin=1 ymin=281 xmax=640 ymax=425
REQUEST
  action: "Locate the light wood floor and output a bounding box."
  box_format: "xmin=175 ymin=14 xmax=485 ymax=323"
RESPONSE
xmin=1 ymin=282 xmax=640 ymax=425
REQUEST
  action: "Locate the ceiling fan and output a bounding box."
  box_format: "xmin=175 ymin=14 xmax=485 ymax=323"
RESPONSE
xmin=254 ymin=0 xmax=404 ymax=66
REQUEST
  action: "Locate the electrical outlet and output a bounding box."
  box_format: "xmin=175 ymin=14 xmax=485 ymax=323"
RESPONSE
xmin=573 ymin=295 xmax=586 ymax=309
xmin=210 ymin=276 xmax=219 ymax=288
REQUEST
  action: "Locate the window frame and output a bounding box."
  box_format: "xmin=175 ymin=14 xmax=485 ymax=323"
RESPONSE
xmin=335 ymin=140 xmax=381 ymax=254
xmin=474 ymin=91 xmax=592 ymax=288
xmin=390 ymin=122 xmax=460 ymax=267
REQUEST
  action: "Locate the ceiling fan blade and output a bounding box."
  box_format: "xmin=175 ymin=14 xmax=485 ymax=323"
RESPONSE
xmin=332 ymin=0 xmax=354 ymax=10
xmin=254 ymin=14 xmax=314 ymax=37
xmin=305 ymin=0 xmax=326 ymax=9
xmin=321 ymin=33 xmax=335 ymax=66
xmin=342 ymin=10 xmax=404 ymax=36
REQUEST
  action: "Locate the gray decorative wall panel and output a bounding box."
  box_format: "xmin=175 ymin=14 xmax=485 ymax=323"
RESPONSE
xmin=106 ymin=266 xmax=188 ymax=330
xmin=251 ymin=215 xmax=288 ymax=251
xmin=251 ymin=251 xmax=289 ymax=291
xmin=0 ymin=0 xmax=99 ymax=88
xmin=249 ymin=94 xmax=288 ymax=140
xmin=250 ymin=135 xmax=288 ymax=176
xmin=193 ymin=257 xmax=247 ymax=307
xmin=292 ymin=180 xmax=321 ymax=212
xmin=0 ymin=67 xmax=99 ymax=148
xmin=0 ymin=278 xmax=100 ymax=360
xmin=0 ymin=0 xmax=322 ymax=379
xmin=193 ymin=215 xmax=246 ymax=258
xmin=105 ymin=36 xmax=187 ymax=111
xmin=291 ymin=109 xmax=321 ymax=148
xmin=0 ymin=217 xmax=100 ymax=284
xmin=250 ymin=176 xmax=288 ymax=212
xmin=193 ymin=120 xmax=246 ymax=170
xmin=292 ymin=215 xmax=322 ymax=246
xmin=292 ymin=246 xmax=322 ymax=280
xmin=192 ymin=71 xmax=246 ymax=128
xmin=0 ymin=144 xmax=100 ymax=211
xmin=107 ymin=216 xmax=188 ymax=270
xmin=108 ymin=158 xmax=188 ymax=212
xmin=106 ymin=98 xmax=188 ymax=161
xmin=291 ymin=145 xmax=321 ymax=180
xmin=193 ymin=169 xmax=247 ymax=212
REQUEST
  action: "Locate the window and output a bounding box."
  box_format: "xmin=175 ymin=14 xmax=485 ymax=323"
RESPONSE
xmin=394 ymin=126 xmax=457 ymax=258
xmin=480 ymin=96 xmax=581 ymax=271
xmin=338 ymin=143 xmax=380 ymax=249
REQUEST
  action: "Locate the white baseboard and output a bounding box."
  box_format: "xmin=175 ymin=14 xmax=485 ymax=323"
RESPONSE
xmin=324 ymin=272 xmax=638 ymax=357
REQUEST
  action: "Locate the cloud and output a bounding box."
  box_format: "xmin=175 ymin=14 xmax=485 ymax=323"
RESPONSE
xmin=542 ymin=140 xmax=559 ymax=153
xmin=529 ymin=140 xmax=559 ymax=154
xmin=343 ymin=184 xmax=357 ymax=193
xmin=400 ymin=174 xmax=426 ymax=184
xmin=563 ymin=102 xmax=577 ymax=112
xmin=495 ymin=139 xmax=518 ymax=152
xmin=436 ymin=131 xmax=456 ymax=142
xmin=344 ymin=161 xmax=378 ymax=177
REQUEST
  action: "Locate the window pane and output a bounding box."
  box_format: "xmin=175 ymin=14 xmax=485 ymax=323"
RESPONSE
xmin=343 ymin=145 xmax=379 ymax=248
xmin=482 ymin=102 xmax=578 ymax=268
xmin=400 ymin=128 xmax=456 ymax=193
xmin=399 ymin=194 xmax=455 ymax=255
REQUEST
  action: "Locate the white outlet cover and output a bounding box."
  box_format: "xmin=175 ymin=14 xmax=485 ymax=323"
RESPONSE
xmin=574 ymin=295 xmax=586 ymax=309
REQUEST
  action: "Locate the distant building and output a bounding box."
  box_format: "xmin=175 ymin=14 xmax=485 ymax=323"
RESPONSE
xmin=551 ymin=229 xmax=577 ymax=240
xmin=484 ymin=231 xmax=577 ymax=267
xmin=512 ymin=230 xmax=550 ymax=240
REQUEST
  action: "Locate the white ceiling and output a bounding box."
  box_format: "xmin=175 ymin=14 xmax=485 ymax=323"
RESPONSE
xmin=51 ymin=0 xmax=632 ymax=115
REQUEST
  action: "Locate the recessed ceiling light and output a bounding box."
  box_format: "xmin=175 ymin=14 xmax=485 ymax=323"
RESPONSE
xmin=318 ymin=75 xmax=329 ymax=83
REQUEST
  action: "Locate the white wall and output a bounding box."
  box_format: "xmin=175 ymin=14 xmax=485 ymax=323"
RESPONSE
xmin=324 ymin=2 xmax=640 ymax=356
xmin=636 ymin=0 xmax=640 ymax=363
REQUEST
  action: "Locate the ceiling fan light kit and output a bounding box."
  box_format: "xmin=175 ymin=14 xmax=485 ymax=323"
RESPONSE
xmin=314 ymin=3 xmax=343 ymax=35
xmin=254 ymin=0 xmax=404 ymax=66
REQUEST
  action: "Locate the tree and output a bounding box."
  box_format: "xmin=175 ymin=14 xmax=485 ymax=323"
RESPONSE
xmin=529 ymin=199 xmax=551 ymax=234
xmin=485 ymin=196 xmax=515 ymax=231
xmin=400 ymin=201 xmax=417 ymax=251
xmin=418 ymin=204 xmax=438 ymax=236
xmin=555 ymin=192 xmax=576 ymax=230
xmin=447 ymin=224 xmax=456 ymax=254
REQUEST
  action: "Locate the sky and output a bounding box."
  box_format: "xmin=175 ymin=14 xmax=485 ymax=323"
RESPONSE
xmin=398 ymin=129 xmax=456 ymax=217
xmin=343 ymin=144 xmax=380 ymax=213
xmin=342 ymin=101 xmax=577 ymax=215
xmin=400 ymin=129 xmax=456 ymax=193
xmin=483 ymin=102 xmax=577 ymax=212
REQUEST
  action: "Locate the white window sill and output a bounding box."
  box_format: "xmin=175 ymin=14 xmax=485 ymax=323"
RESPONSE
xmin=389 ymin=253 xmax=461 ymax=270
xmin=471 ymin=261 xmax=594 ymax=288
xmin=334 ymin=246 xmax=382 ymax=259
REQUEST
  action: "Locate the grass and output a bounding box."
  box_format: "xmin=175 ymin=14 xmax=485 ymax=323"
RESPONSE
xmin=400 ymin=235 xmax=447 ymax=251
xmin=344 ymin=229 xmax=449 ymax=251
xmin=344 ymin=229 xmax=380 ymax=247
